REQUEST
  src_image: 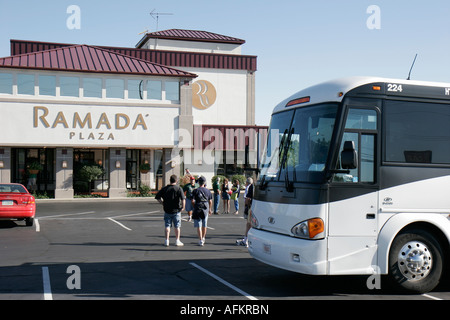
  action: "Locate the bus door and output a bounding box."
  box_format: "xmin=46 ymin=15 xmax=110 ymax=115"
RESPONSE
xmin=327 ymin=104 xmax=380 ymax=274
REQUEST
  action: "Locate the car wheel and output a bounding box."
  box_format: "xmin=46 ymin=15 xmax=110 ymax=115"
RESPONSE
xmin=389 ymin=229 xmax=443 ymax=293
xmin=25 ymin=217 xmax=34 ymax=227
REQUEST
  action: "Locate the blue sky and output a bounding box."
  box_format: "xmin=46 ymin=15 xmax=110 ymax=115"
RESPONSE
xmin=1 ymin=0 xmax=450 ymax=126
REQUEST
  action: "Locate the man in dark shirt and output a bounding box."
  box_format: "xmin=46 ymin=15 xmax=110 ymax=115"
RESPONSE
xmin=155 ymin=175 xmax=186 ymax=247
xmin=183 ymin=176 xmax=196 ymax=221
xmin=191 ymin=176 xmax=212 ymax=246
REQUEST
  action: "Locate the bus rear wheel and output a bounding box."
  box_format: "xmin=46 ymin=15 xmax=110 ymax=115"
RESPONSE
xmin=389 ymin=229 xmax=443 ymax=294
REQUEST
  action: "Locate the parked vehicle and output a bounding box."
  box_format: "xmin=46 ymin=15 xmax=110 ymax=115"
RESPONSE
xmin=248 ymin=77 xmax=450 ymax=293
xmin=0 ymin=183 xmax=36 ymax=226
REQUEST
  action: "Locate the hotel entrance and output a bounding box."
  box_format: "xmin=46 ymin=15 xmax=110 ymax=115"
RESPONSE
xmin=126 ymin=149 xmax=141 ymax=190
xmin=11 ymin=148 xmax=55 ymax=196
xmin=73 ymin=149 xmax=109 ymax=196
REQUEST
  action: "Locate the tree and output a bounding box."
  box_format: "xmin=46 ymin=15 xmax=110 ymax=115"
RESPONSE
xmin=78 ymin=165 xmax=105 ymax=193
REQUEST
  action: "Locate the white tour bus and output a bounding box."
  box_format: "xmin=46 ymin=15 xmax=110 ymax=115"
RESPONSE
xmin=248 ymin=77 xmax=450 ymax=293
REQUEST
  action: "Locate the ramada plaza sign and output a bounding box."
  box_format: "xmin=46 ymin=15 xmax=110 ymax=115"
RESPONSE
xmin=33 ymin=106 xmax=148 ymax=141
xmin=0 ymin=103 xmax=178 ymax=147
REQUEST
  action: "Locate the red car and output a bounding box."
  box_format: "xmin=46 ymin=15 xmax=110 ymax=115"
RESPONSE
xmin=0 ymin=183 xmax=36 ymax=226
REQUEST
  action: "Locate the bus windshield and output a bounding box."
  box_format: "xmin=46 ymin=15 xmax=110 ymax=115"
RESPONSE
xmin=259 ymin=103 xmax=338 ymax=184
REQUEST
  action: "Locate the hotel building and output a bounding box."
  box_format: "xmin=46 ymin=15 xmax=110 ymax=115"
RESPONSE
xmin=0 ymin=30 xmax=267 ymax=198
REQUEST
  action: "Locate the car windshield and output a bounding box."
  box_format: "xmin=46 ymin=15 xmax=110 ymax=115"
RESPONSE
xmin=0 ymin=184 xmax=28 ymax=193
xmin=259 ymin=103 xmax=338 ymax=184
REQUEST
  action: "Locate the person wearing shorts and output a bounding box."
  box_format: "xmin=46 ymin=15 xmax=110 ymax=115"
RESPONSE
xmin=155 ymin=175 xmax=186 ymax=247
xmin=221 ymin=178 xmax=231 ymax=214
xmin=183 ymin=176 xmax=196 ymax=221
xmin=191 ymin=176 xmax=212 ymax=246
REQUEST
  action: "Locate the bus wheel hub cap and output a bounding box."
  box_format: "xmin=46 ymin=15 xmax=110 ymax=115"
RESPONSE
xmin=398 ymin=241 xmax=432 ymax=281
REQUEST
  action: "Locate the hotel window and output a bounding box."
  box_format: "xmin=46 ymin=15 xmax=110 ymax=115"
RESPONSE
xmin=128 ymin=79 xmax=144 ymax=99
xmin=60 ymin=76 xmax=80 ymax=97
xmin=17 ymin=74 xmax=35 ymax=95
xmin=147 ymin=80 xmax=162 ymax=100
xmin=165 ymin=81 xmax=180 ymax=101
xmin=0 ymin=73 xmax=12 ymax=94
xmin=83 ymin=78 xmax=102 ymax=98
xmin=106 ymin=79 xmax=124 ymax=99
xmin=38 ymin=75 xmax=56 ymax=96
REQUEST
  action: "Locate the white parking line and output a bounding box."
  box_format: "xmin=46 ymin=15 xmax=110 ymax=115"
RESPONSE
xmin=38 ymin=211 xmax=96 ymax=219
xmin=110 ymin=211 xmax=160 ymax=219
xmin=35 ymin=211 xmax=158 ymax=232
xmin=422 ymin=293 xmax=443 ymax=301
xmin=107 ymin=218 xmax=132 ymax=231
xmin=190 ymin=262 xmax=258 ymax=300
xmin=181 ymin=217 xmax=215 ymax=230
xmin=42 ymin=266 xmax=53 ymax=300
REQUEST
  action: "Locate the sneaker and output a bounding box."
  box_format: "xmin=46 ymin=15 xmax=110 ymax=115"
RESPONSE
xmin=236 ymin=239 xmax=248 ymax=247
xmin=164 ymin=240 xmax=170 ymax=247
xmin=198 ymin=239 xmax=204 ymax=246
xmin=175 ymin=239 xmax=184 ymax=247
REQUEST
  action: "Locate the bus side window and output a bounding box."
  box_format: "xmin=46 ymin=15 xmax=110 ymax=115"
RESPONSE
xmin=334 ymin=132 xmax=359 ymax=182
xmin=360 ymin=134 xmax=375 ymax=183
xmin=333 ymin=108 xmax=377 ymax=183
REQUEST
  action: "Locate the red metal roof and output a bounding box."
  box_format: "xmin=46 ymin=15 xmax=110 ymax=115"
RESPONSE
xmin=0 ymin=44 xmax=197 ymax=77
xmin=107 ymin=47 xmax=257 ymax=72
xmin=136 ymin=29 xmax=246 ymax=48
xmin=10 ymin=39 xmax=257 ymax=72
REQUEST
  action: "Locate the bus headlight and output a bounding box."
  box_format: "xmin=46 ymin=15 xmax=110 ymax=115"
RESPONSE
xmin=291 ymin=218 xmax=324 ymax=239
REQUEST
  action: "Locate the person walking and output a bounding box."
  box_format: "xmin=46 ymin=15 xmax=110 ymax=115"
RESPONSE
xmin=183 ymin=176 xmax=196 ymax=221
xmin=236 ymin=177 xmax=254 ymax=247
xmin=155 ymin=175 xmax=186 ymax=247
xmin=191 ymin=176 xmax=212 ymax=246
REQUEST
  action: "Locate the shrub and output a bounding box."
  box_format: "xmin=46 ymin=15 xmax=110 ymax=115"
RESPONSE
xmin=231 ymin=174 xmax=246 ymax=189
xmin=211 ymin=175 xmax=226 ymax=184
xmin=139 ymin=184 xmax=151 ymax=197
xmin=28 ymin=161 xmax=43 ymax=171
xmin=78 ymin=165 xmax=105 ymax=193
xmin=139 ymin=162 xmax=150 ymax=172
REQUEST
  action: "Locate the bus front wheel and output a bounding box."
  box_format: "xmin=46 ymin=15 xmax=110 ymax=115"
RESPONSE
xmin=389 ymin=229 xmax=443 ymax=294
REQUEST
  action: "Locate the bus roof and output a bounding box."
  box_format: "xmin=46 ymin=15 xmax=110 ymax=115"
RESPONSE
xmin=273 ymin=76 xmax=450 ymax=114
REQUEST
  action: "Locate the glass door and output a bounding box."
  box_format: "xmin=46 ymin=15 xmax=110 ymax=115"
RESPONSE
xmin=11 ymin=148 xmax=55 ymax=196
xmin=126 ymin=150 xmax=140 ymax=190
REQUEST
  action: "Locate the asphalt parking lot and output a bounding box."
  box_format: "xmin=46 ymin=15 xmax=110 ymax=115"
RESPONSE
xmin=0 ymin=197 xmax=449 ymax=304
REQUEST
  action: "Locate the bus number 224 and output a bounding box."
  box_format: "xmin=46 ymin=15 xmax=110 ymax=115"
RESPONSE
xmin=387 ymin=83 xmax=403 ymax=92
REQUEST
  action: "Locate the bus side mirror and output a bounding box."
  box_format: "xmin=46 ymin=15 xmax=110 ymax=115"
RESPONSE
xmin=341 ymin=141 xmax=358 ymax=169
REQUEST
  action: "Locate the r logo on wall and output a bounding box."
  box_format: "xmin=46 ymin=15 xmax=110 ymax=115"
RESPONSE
xmin=192 ymin=80 xmax=217 ymax=110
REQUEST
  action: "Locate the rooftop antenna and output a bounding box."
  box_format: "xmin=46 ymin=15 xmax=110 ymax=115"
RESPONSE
xmin=407 ymin=53 xmax=418 ymax=80
xmin=150 ymin=9 xmax=173 ymax=32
